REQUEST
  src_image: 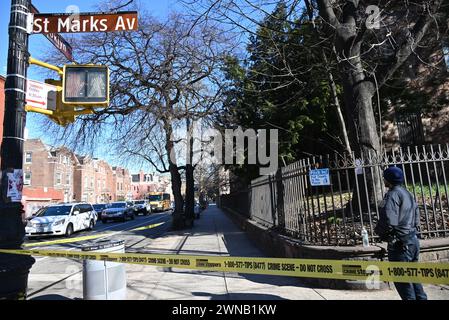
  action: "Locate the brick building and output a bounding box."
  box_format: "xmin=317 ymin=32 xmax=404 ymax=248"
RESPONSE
xmin=131 ymin=171 xmax=173 ymax=200
xmin=131 ymin=171 xmax=158 ymax=200
xmin=93 ymin=159 xmax=114 ymax=203
xmin=382 ymin=42 xmax=449 ymax=148
xmin=112 ymin=166 xmax=132 ymax=201
xmin=22 ymin=139 xmax=76 ymax=216
xmin=74 ymin=155 xmax=97 ymax=203
xmin=20 ymin=137 xmax=139 ymax=214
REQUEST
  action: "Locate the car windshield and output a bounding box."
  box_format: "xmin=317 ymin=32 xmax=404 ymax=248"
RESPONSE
xmin=110 ymin=203 xmax=126 ymax=208
xmin=134 ymin=201 xmax=145 ymax=205
xmin=148 ymin=195 xmax=162 ymax=201
xmin=36 ymin=206 xmax=72 ymax=217
xmin=93 ymin=204 xmax=106 ymax=210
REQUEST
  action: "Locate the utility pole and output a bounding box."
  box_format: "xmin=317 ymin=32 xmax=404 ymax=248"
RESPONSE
xmin=0 ymin=0 xmax=35 ymax=300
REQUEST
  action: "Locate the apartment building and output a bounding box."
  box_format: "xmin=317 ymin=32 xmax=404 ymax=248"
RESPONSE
xmin=112 ymin=166 xmax=132 ymax=201
xmin=131 ymin=171 xmax=158 ymax=200
xmin=131 ymin=171 xmax=173 ymax=200
xmin=22 ymin=139 xmax=76 ymax=216
xmin=93 ymin=159 xmax=114 ymax=203
xmin=74 ymin=155 xmax=97 ymax=203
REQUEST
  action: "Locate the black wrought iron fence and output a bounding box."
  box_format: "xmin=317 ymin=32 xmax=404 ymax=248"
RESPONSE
xmin=220 ymin=144 xmax=449 ymax=246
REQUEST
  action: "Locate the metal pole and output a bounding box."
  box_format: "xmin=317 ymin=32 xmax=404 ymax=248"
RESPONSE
xmin=0 ymin=0 xmax=35 ymax=300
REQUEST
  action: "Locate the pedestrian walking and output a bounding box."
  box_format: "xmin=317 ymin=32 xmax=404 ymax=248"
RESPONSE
xmin=375 ymin=166 xmax=427 ymax=300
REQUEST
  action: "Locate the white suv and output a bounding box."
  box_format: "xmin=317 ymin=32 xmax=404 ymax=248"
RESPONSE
xmin=26 ymin=203 xmax=97 ymax=238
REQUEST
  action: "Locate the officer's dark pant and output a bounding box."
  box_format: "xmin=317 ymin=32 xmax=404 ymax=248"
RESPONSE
xmin=388 ymin=235 xmax=428 ymax=300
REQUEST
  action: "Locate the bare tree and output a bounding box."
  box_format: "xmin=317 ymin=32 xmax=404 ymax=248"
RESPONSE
xmin=39 ymin=5 xmax=234 ymax=229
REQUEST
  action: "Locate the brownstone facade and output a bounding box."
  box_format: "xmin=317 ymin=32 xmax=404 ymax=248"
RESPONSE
xmin=74 ymin=156 xmax=97 ymax=203
xmin=94 ymin=159 xmax=114 ymax=203
xmin=22 ymin=139 xmax=136 ymax=215
xmin=22 ymin=139 xmax=76 ymax=215
xmin=131 ymin=171 xmax=173 ymax=200
xmin=112 ymin=166 xmax=132 ymax=201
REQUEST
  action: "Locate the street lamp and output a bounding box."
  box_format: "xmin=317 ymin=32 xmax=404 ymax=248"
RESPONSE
xmin=0 ymin=0 xmax=35 ymax=300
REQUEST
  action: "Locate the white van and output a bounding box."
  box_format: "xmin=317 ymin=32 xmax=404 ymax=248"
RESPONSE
xmin=26 ymin=203 xmax=97 ymax=238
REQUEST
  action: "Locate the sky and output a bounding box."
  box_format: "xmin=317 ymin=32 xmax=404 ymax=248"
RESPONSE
xmin=0 ymin=0 xmax=179 ymax=173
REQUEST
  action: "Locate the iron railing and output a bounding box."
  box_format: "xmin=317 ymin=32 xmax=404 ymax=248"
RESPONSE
xmin=220 ymin=144 xmax=449 ymax=246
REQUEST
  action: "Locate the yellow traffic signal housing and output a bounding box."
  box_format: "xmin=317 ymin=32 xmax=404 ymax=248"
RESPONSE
xmin=45 ymin=79 xmax=75 ymax=126
xmin=62 ymin=64 xmax=110 ymax=106
xmin=26 ymin=57 xmax=106 ymax=126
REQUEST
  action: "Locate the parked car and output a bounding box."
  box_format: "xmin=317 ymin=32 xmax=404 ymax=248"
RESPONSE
xmin=93 ymin=203 xmax=110 ymax=220
xmin=132 ymin=200 xmax=151 ymax=216
xmin=25 ymin=203 xmax=97 ymax=238
xmin=101 ymin=201 xmax=135 ymax=223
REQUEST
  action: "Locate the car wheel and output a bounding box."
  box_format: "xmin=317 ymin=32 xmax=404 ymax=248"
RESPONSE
xmin=65 ymin=224 xmax=74 ymax=237
xmin=88 ymin=220 xmax=94 ymax=230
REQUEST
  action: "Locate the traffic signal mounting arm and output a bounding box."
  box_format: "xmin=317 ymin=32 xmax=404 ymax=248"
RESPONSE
xmin=26 ymin=57 xmax=109 ymax=126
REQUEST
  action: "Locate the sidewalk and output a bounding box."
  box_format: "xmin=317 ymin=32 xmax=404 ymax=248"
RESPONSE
xmin=29 ymin=205 xmax=449 ymax=300
xmin=124 ymin=205 xmax=449 ymax=300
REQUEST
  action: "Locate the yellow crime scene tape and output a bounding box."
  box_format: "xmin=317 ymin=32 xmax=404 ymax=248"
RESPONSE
xmin=0 ymin=248 xmax=448 ymax=285
xmin=130 ymin=222 xmax=165 ymax=232
xmin=23 ymin=222 xmax=166 ymax=248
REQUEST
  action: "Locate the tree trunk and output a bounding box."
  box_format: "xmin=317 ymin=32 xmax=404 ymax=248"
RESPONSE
xmin=164 ymin=118 xmax=185 ymax=230
xmin=335 ymin=21 xmax=383 ymax=215
xmin=342 ymin=76 xmax=383 ymax=215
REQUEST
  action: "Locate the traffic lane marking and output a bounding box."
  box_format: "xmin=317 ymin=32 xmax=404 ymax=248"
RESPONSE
xmin=24 ymin=212 xmax=170 ymax=248
xmin=27 ymin=214 xmax=171 ymax=262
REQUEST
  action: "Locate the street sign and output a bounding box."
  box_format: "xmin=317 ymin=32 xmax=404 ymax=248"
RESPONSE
xmin=30 ymin=5 xmax=74 ymax=61
xmin=309 ymin=169 xmax=331 ymax=186
xmin=26 ymin=79 xmax=57 ymax=111
xmin=32 ymin=11 xmax=138 ymax=34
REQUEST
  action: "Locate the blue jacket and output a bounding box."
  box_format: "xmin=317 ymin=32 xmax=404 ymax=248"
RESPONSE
xmin=375 ymin=185 xmax=420 ymax=241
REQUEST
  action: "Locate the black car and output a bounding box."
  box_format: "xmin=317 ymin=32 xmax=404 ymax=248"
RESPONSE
xmin=93 ymin=203 xmax=109 ymax=220
xmin=101 ymin=202 xmax=135 ymax=223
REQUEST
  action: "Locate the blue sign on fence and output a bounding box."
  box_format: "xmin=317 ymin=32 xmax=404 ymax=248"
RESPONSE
xmin=309 ymin=169 xmax=330 ymax=186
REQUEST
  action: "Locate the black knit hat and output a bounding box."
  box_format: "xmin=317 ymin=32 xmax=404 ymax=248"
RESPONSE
xmin=383 ymin=167 xmax=404 ymax=185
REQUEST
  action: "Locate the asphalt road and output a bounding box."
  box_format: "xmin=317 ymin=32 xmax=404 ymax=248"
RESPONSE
xmin=25 ymin=210 xmax=173 ymax=299
xmin=25 ymin=211 xmax=172 ymax=248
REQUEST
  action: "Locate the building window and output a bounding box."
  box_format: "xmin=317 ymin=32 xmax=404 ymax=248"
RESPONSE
xmin=56 ymin=172 xmax=61 ymax=185
xmin=66 ymin=174 xmax=71 ymax=185
xmin=25 ymin=152 xmax=32 ymax=164
xmin=24 ymin=171 xmax=31 ymax=185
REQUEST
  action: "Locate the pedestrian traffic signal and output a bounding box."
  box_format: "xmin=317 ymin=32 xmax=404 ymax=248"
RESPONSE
xmin=26 ymin=57 xmax=107 ymax=126
xmin=62 ymin=65 xmax=109 ymax=106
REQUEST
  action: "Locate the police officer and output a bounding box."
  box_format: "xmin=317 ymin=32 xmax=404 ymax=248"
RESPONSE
xmin=375 ymin=167 xmax=427 ymax=300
